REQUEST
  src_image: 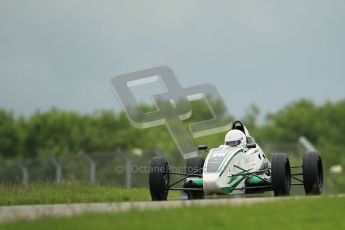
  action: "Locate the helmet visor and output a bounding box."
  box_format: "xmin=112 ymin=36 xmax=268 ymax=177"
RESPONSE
xmin=225 ymin=140 xmax=242 ymax=147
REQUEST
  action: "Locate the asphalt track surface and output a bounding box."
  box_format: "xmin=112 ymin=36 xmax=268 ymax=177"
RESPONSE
xmin=0 ymin=195 xmax=320 ymax=223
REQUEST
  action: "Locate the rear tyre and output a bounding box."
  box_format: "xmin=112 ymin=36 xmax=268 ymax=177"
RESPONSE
xmin=185 ymin=155 xmax=205 ymax=199
xmin=271 ymin=153 xmax=291 ymax=196
xmin=149 ymin=156 xmax=169 ymax=201
xmin=303 ymin=151 xmax=323 ymax=195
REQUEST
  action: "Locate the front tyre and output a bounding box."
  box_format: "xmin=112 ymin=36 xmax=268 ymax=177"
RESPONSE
xmin=271 ymin=153 xmax=291 ymax=196
xmin=303 ymin=151 xmax=323 ymax=195
xmin=149 ymin=156 xmax=169 ymax=201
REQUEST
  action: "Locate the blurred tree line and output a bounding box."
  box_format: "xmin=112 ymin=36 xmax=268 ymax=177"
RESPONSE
xmin=0 ymin=99 xmax=345 ymax=168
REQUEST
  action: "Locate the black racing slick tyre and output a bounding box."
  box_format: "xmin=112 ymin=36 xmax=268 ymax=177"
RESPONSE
xmin=271 ymin=153 xmax=291 ymax=196
xmin=149 ymin=156 xmax=169 ymax=201
xmin=185 ymin=155 xmax=205 ymax=200
xmin=303 ymin=151 xmax=323 ymax=195
xmin=185 ymin=155 xmax=205 ymax=176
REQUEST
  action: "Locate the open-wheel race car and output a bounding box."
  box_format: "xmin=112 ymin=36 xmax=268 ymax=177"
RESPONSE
xmin=149 ymin=121 xmax=324 ymax=201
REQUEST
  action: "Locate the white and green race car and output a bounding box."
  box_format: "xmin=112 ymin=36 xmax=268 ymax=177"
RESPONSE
xmin=149 ymin=121 xmax=324 ymax=200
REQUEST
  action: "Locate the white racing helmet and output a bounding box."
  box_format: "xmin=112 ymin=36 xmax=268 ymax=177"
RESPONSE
xmin=224 ymin=130 xmax=247 ymax=148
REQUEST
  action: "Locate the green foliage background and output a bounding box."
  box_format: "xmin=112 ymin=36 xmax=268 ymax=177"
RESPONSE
xmin=0 ymin=99 xmax=344 ymax=190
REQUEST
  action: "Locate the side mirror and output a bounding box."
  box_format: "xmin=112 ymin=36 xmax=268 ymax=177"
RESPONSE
xmin=198 ymin=145 xmax=209 ymax=151
xmin=246 ymin=143 xmax=257 ymax=149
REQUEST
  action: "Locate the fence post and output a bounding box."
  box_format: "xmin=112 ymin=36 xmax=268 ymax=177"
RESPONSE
xmin=16 ymin=161 xmax=28 ymax=185
xmin=83 ymin=154 xmax=96 ymax=184
xmin=116 ymin=148 xmax=132 ymax=188
xmin=49 ymin=156 xmax=62 ymax=183
xmin=152 ymin=148 xmax=159 ymax=157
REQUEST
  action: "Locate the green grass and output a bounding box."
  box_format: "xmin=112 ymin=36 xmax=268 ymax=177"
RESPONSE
xmin=0 ymin=182 xmax=179 ymax=205
xmin=1 ymin=196 xmax=344 ymax=230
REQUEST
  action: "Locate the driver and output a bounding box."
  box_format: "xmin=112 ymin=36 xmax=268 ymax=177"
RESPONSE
xmin=224 ymin=129 xmax=247 ymax=148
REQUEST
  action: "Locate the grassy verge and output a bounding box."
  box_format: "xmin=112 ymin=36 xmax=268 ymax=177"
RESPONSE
xmin=0 ymin=182 xmax=179 ymax=205
xmin=1 ymin=196 xmax=344 ymax=230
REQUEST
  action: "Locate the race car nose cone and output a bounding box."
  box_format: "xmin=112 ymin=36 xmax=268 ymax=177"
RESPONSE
xmin=203 ymin=173 xmax=224 ymax=194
